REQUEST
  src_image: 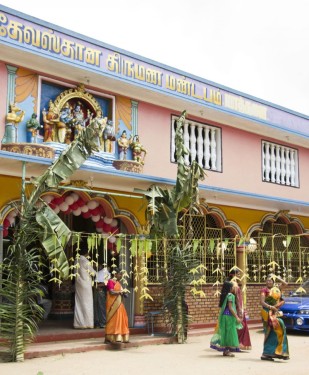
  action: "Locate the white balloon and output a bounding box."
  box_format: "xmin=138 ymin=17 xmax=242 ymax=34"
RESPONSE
xmin=111 ymin=219 xmax=118 ymax=227
xmin=70 ymin=192 xmax=79 ymax=202
xmin=8 ymin=210 xmax=18 ymax=219
xmin=80 ymin=205 xmax=89 ymax=213
xmin=96 ymin=227 xmax=103 ymax=233
xmin=59 ymin=202 xmax=69 ymax=211
xmin=7 ymin=216 xmax=15 ymax=225
xmin=87 ymin=200 xmax=99 ymax=210
xmin=92 ymin=215 xmax=100 ymax=222
xmin=73 ymin=208 xmax=81 ymax=216
xmin=65 ymin=196 xmax=74 ymax=205
xmin=104 ymin=217 xmax=113 ymax=224
xmin=109 ymin=236 xmax=116 ymax=243
xmin=54 ymin=206 xmax=60 ymax=214
xmin=42 ymin=194 xmax=53 ymax=203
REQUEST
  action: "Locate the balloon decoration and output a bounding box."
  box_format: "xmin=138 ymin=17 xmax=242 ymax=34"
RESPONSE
xmin=2 ymin=194 xmax=121 ymax=255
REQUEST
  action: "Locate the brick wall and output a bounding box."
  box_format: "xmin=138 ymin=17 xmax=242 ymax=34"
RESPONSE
xmin=144 ymin=283 xmax=296 ymax=329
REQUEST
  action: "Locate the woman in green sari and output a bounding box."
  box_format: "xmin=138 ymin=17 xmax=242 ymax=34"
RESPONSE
xmin=210 ymin=281 xmax=243 ymax=357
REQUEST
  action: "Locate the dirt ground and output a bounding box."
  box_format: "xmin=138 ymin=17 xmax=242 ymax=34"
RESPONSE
xmin=1 ymin=328 xmax=308 ymax=375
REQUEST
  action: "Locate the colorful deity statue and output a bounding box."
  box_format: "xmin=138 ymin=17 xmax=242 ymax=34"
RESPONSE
xmin=103 ymin=120 xmax=116 ymax=152
xmin=2 ymin=102 xmax=25 ymax=144
xmin=26 ymin=113 xmax=42 ymax=143
xmin=130 ymin=135 xmax=147 ymax=164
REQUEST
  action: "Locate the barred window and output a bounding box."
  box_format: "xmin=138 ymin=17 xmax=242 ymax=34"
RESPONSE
xmin=171 ymin=116 xmax=222 ymax=172
xmin=262 ymin=140 xmax=299 ymax=187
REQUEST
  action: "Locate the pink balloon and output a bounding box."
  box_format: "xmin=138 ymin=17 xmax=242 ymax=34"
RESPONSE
xmin=96 ymin=227 xmax=103 ymax=233
xmin=92 ymin=215 xmax=100 ymax=222
xmin=7 ymin=216 xmax=15 ymax=225
xmin=54 ymin=206 xmax=60 ymax=214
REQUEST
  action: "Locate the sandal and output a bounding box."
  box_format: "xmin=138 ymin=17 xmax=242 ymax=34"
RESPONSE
xmin=261 ymin=356 xmax=274 ymax=361
xmin=223 ymin=351 xmax=235 ymax=357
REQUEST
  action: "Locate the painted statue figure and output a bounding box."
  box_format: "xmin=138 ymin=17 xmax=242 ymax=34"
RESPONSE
xmin=130 ymin=135 xmax=147 ymax=164
xmin=42 ymin=100 xmax=58 ymax=142
xmin=26 ymin=113 xmax=42 ymax=143
xmin=90 ymin=109 xmax=107 ymax=150
xmin=117 ymin=130 xmax=132 ymax=160
xmin=2 ymin=102 xmax=25 ymax=144
xmin=103 ymin=120 xmax=116 ymax=152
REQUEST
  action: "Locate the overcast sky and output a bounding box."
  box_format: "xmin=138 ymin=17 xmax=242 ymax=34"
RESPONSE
xmin=1 ymin=0 xmax=308 ymax=115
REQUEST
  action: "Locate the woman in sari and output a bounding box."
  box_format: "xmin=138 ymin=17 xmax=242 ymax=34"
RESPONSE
xmin=105 ymin=268 xmax=130 ymax=344
xmin=210 ymin=281 xmax=243 ymax=357
xmin=260 ymin=275 xmax=290 ymax=361
xmin=227 ymin=270 xmax=252 ymax=350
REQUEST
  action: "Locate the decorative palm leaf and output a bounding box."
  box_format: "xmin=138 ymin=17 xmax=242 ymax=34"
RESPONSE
xmin=136 ymin=111 xmax=206 ymax=343
xmin=0 ymin=122 xmax=100 ymax=362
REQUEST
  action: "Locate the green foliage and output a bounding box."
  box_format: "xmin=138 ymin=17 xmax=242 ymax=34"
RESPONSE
xmin=0 ymin=122 xmax=100 ymax=362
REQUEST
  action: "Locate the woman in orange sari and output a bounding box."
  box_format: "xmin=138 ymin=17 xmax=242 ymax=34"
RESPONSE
xmin=105 ymin=269 xmax=130 ymax=343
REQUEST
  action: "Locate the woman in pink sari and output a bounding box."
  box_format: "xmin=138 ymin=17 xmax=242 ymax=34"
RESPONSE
xmin=105 ymin=269 xmax=130 ymax=344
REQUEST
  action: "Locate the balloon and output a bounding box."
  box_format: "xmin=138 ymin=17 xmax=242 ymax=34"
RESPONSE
xmin=7 ymin=216 xmax=15 ymax=225
xmin=102 ymin=223 xmax=111 ymax=233
xmin=81 ymin=205 xmax=89 ymax=213
xmin=49 ymin=201 xmax=57 ymax=210
xmin=104 ymin=217 xmax=113 ymax=224
xmin=90 ymin=207 xmax=100 ymax=216
xmin=70 ymin=193 xmax=79 ymax=202
xmin=96 ymin=227 xmax=103 ymax=233
xmin=92 ymin=215 xmax=100 ymax=222
xmin=82 ymin=211 xmax=92 ymax=219
xmin=3 ymin=228 xmax=8 ymax=237
xmin=3 ymin=218 xmax=10 ymax=228
xmin=108 ymin=236 xmax=116 ymax=243
xmin=111 ymin=219 xmax=118 ymax=227
xmin=73 ymin=208 xmax=81 ymax=216
xmin=54 ymin=206 xmax=60 ymax=214
xmin=8 ymin=210 xmax=18 ymax=219
xmin=65 ymin=195 xmax=74 ymax=205
xmin=95 ymin=219 xmax=104 ymax=228
xmin=63 ymin=209 xmax=71 ymax=215
xmin=53 ymin=197 xmax=64 ymax=206
xmin=87 ymin=200 xmax=99 ymax=210
xmin=70 ymin=202 xmax=79 ymax=211
xmin=59 ymin=202 xmax=69 ymax=211
xmin=76 ymin=198 xmax=85 ymax=207
xmin=42 ymin=194 xmax=54 ymax=203
xmin=111 ymin=227 xmax=119 ymax=235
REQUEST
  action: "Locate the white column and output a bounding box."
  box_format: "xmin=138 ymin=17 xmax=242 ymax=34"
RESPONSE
xmin=290 ymin=150 xmax=296 ymax=186
xmin=270 ymin=144 xmax=276 ymax=182
xmin=281 ymin=147 xmax=286 ymax=184
xmin=189 ymin=122 xmax=197 ymax=163
xmin=171 ymin=119 xmax=176 ymax=162
xmin=204 ymin=127 xmax=210 ymax=169
xmin=285 ymin=149 xmax=291 ymax=186
xmin=265 ymin=142 xmax=271 ymax=182
xmin=210 ymin=128 xmax=217 ymax=170
xmin=183 ymin=122 xmax=190 ymax=165
xmin=197 ymin=125 xmax=204 ymax=167
xmin=276 ymin=145 xmax=281 ymax=184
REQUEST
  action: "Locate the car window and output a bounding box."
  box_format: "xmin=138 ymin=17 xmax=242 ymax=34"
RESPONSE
xmin=291 ymin=280 xmax=309 ymax=296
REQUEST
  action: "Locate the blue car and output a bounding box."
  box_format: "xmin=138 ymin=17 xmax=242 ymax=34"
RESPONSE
xmin=280 ymin=280 xmax=309 ymax=332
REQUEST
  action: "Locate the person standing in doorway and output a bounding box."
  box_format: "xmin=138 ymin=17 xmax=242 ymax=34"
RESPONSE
xmin=93 ymin=265 xmax=110 ymax=328
xmin=74 ymin=247 xmax=96 ymax=329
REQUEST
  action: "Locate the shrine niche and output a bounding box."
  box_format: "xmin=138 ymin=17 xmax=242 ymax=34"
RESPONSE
xmin=42 ymin=83 xmax=114 ymax=151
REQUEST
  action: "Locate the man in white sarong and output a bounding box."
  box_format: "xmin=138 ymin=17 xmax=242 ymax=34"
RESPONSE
xmin=74 ymin=248 xmax=96 ymax=329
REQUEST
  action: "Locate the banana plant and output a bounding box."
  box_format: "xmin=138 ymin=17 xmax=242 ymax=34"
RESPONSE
xmin=135 ymin=111 xmax=206 ymax=343
xmin=0 ymin=122 xmax=100 ymax=362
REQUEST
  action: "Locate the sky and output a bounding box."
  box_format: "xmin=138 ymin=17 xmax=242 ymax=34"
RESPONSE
xmin=0 ymin=0 xmax=308 ymax=116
